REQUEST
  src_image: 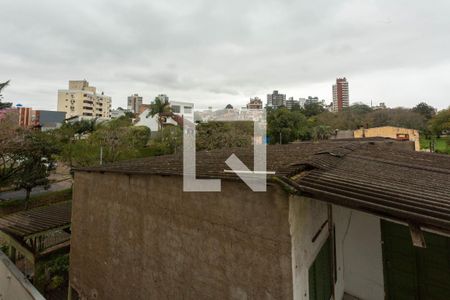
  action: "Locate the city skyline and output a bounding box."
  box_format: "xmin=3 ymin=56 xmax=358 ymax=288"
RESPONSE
xmin=1 ymin=0 xmax=450 ymax=110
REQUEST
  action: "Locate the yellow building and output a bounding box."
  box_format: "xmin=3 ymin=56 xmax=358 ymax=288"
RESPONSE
xmin=57 ymin=80 xmax=111 ymax=118
xmin=354 ymin=126 xmax=420 ymax=151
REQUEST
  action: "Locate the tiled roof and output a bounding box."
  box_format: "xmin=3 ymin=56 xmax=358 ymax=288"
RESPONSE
xmin=0 ymin=202 xmax=71 ymax=238
xmin=76 ymin=140 xmax=450 ymax=232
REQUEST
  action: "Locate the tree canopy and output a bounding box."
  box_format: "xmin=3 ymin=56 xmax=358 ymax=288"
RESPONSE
xmin=428 ymin=108 xmax=450 ymax=136
xmin=0 ymin=80 xmax=12 ymax=109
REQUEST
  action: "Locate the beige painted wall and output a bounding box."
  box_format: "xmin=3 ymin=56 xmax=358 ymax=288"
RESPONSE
xmin=70 ymin=172 xmax=293 ymax=300
xmin=354 ymin=126 xmax=420 ymax=151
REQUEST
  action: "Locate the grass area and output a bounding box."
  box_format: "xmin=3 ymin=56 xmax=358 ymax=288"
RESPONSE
xmin=420 ymin=137 xmax=450 ymax=154
xmin=0 ymin=188 xmax=72 ymax=216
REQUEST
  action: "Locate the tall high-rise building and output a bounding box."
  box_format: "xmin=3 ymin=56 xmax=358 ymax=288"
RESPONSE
xmin=127 ymin=94 xmax=143 ymax=113
xmin=285 ymin=97 xmax=300 ymax=110
xmin=332 ymin=78 xmax=349 ymax=112
xmin=57 ymin=80 xmax=112 ymax=118
xmin=267 ymin=90 xmax=286 ymax=109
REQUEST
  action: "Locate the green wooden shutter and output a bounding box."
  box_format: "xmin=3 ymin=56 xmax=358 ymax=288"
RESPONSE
xmin=381 ymin=220 xmax=450 ymax=300
xmin=309 ymin=237 xmax=332 ymax=300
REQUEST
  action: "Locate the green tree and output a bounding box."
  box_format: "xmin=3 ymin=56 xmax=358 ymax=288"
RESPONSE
xmin=412 ymin=102 xmax=436 ymax=121
xmin=428 ymin=108 xmax=450 ymax=136
xmin=0 ymin=80 xmax=12 ymax=109
xmin=267 ymin=108 xmax=309 ymax=144
xmin=147 ymin=97 xmax=172 ymax=130
xmin=365 ymin=108 xmax=426 ymax=130
xmin=92 ymin=119 xmax=150 ymax=163
xmin=52 ymin=120 xmax=97 ymax=168
xmin=311 ymin=125 xmax=333 ymax=141
xmin=0 ymin=115 xmax=26 ymax=187
xmin=348 ymin=103 xmax=373 ymax=115
xmin=11 ymin=131 xmax=59 ymax=208
xmin=196 ymin=121 xmax=253 ymax=151
xmin=148 ymin=126 xmax=183 ymax=155
xmin=54 ymin=117 xmax=150 ymax=168
xmin=303 ymin=101 xmax=326 ymax=117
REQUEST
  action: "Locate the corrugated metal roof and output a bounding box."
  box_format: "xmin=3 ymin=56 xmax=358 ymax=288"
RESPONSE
xmin=0 ymin=202 xmax=71 ymax=238
xmin=75 ymin=140 xmax=450 ymax=232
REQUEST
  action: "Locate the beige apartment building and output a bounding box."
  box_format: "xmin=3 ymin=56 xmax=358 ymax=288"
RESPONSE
xmin=57 ymin=80 xmax=112 ymax=118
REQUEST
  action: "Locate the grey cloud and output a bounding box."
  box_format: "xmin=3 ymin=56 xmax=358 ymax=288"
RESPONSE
xmin=1 ymin=0 xmax=450 ymax=110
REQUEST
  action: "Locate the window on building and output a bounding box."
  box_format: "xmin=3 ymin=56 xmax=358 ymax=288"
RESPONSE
xmin=184 ymin=106 xmax=192 ymax=113
xmin=172 ymin=105 xmax=180 ymax=113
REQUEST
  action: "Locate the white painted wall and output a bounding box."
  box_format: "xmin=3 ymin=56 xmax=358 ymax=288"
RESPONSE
xmin=289 ymin=197 xmax=385 ymax=300
xmin=169 ymin=101 xmax=194 ymax=124
xmin=333 ymin=206 xmax=384 ymax=300
xmin=289 ymin=195 xmax=334 ymax=300
xmin=0 ymin=251 xmax=45 ymax=300
xmin=135 ymin=108 xmax=159 ymax=132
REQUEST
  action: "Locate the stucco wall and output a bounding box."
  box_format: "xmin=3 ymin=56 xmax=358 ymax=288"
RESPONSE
xmin=333 ymin=206 xmax=384 ymax=300
xmin=70 ymin=172 xmax=293 ymax=300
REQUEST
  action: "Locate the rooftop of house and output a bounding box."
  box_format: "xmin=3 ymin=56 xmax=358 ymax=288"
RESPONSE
xmin=0 ymin=201 xmax=71 ymax=239
xmin=76 ymin=139 xmax=450 ymax=233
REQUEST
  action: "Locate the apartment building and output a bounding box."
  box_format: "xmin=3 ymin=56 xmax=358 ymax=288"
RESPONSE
xmin=57 ymin=80 xmax=111 ymax=118
xmin=285 ymin=97 xmax=299 ymax=110
xmin=127 ymin=94 xmax=143 ymax=113
xmin=31 ymin=110 xmax=66 ymax=131
xmin=332 ymin=78 xmax=349 ymax=112
xmin=18 ymin=106 xmax=32 ymax=127
xmin=246 ymin=97 xmax=263 ymax=110
xmin=266 ymin=90 xmax=286 ymax=109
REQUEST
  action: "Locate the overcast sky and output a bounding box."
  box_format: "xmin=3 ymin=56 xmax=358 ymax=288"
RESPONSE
xmin=1 ymin=0 xmax=449 ymax=110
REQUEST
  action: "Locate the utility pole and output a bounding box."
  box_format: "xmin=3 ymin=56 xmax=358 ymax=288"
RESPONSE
xmin=100 ymin=147 xmax=103 ymax=165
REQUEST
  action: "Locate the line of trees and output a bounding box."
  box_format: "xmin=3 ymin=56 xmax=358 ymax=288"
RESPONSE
xmin=0 ymin=113 xmax=151 ymax=206
xmin=1 ymin=77 xmax=449 ymax=205
xmin=267 ymin=101 xmax=450 ymax=145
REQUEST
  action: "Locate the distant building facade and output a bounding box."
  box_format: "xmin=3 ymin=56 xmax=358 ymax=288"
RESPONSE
xmin=285 ymin=97 xmax=299 ymax=110
xmin=247 ymin=97 xmax=263 ymax=110
xmin=372 ymin=102 xmax=387 ymax=110
xmin=127 ymin=94 xmax=143 ymax=113
xmin=57 ymin=80 xmax=112 ymax=118
xmin=110 ymin=108 xmax=128 ymax=119
xmin=267 ymin=90 xmax=286 ymax=109
xmin=332 ymin=78 xmax=349 ymax=112
xmin=305 ymin=96 xmax=319 ymax=104
xmin=354 ymin=126 xmax=420 ymax=151
xmin=298 ymin=98 xmax=307 ymax=108
xmin=31 ymin=110 xmax=66 ymax=131
xmin=18 ymin=107 xmax=32 ymax=127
